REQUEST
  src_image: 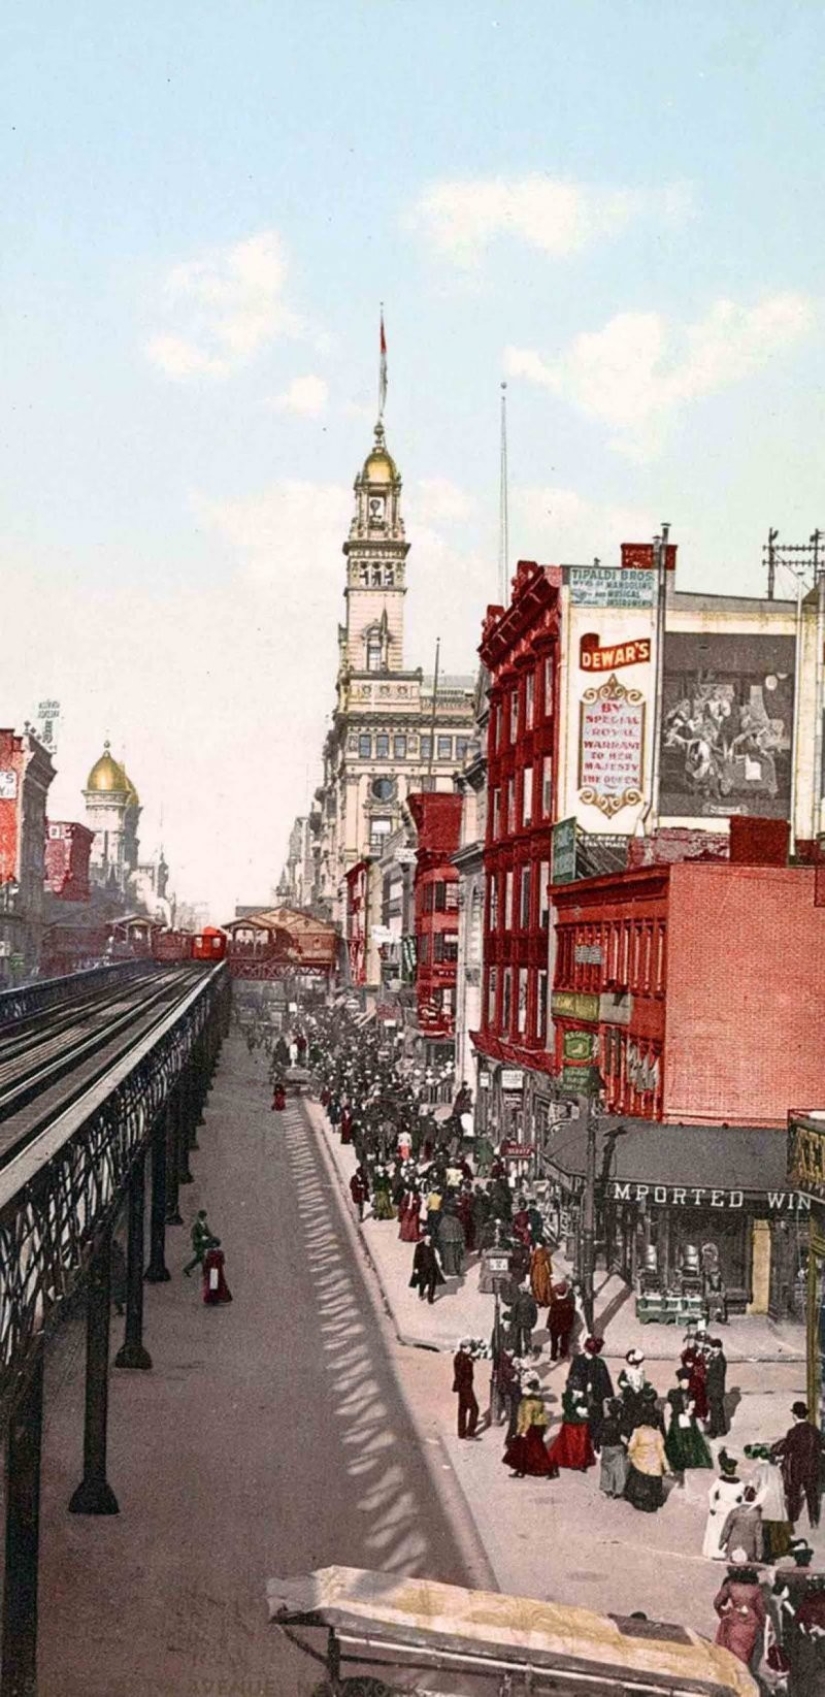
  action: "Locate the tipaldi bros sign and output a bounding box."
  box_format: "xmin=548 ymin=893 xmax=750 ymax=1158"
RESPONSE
xmin=788 ymin=1113 xmax=825 ymax=1203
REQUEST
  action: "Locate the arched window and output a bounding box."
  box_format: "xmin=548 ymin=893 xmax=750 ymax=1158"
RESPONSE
xmin=366 ymin=628 xmax=383 ymax=673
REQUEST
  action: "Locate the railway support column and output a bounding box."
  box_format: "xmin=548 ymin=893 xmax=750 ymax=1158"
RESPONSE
xmin=184 ymin=1058 xmax=199 ymax=1153
xmin=115 ymin=1155 xmax=152 ymax=1370
xmin=68 ymin=1224 xmax=119 ymax=1516
xmin=177 ymin=1076 xmax=195 ymax=1186
xmin=1 ymin=1345 xmax=44 ymax=1697
xmin=145 ymin=1108 xmax=171 ymax=1282
xmin=165 ymin=1092 xmax=183 ymax=1224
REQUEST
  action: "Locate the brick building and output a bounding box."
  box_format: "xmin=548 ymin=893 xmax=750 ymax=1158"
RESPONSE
xmin=0 ymin=727 xmax=55 ymax=982
xmin=44 ymin=822 xmax=94 ymax=902
xmin=546 ymin=843 xmax=821 ymax=1317
xmin=407 ymin=792 xmax=462 ymax=1064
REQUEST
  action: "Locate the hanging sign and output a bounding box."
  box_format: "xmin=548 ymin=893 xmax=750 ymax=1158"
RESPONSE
xmin=500 ymin=1069 xmax=524 ymax=1092
xmin=563 ymin=1031 xmax=597 ymax=1062
xmin=551 ymin=817 xmax=578 ymax=885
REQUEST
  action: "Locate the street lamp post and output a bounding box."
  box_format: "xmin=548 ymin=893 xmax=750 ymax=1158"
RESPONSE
xmin=579 ymin=1066 xmax=605 ymax=1336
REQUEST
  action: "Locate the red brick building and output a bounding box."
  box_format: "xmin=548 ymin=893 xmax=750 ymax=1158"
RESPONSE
xmin=344 ymin=860 xmax=369 ymax=988
xmin=0 ymin=727 xmax=55 ymax=980
xmin=548 ymin=851 xmax=819 ymax=1316
xmin=407 ymin=792 xmax=462 ymax=1051
xmin=44 ymin=822 xmax=94 ymax=901
xmin=472 ymin=561 xmax=562 ymax=1134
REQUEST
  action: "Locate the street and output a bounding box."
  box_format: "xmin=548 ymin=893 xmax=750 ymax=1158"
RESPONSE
xmin=27 ymin=1037 xmax=475 ymax=1697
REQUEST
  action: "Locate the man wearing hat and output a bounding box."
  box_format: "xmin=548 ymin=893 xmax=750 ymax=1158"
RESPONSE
xmin=547 ymin=1278 xmax=576 ymax=1362
xmin=771 ymin=1402 xmax=824 ymax=1529
xmin=452 ymin=1340 xmax=480 ymax=1440
xmin=705 ymin=1337 xmax=729 ymax=1439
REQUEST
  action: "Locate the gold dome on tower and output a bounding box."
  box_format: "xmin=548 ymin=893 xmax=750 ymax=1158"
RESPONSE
xmin=86 ymin=742 xmax=128 ymax=793
xmin=361 ymin=422 xmax=398 ymax=485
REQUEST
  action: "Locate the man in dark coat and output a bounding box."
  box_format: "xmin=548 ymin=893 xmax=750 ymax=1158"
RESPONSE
xmin=452 ymin=1340 xmax=479 ymax=1439
xmin=548 ymin=1278 xmax=576 ymax=1361
xmin=349 ymin=1166 xmax=369 ymax=1222
xmin=706 ymin=1338 xmax=729 ymax=1438
xmin=771 ymin=1401 xmax=823 ymax=1528
xmin=503 ymin=1281 xmax=538 ymax=1357
xmin=409 ymin=1234 xmax=445 ymax=1305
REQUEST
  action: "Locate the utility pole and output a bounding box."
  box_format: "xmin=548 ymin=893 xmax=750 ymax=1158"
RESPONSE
xmin=766 ymin=527 xmax=778 ymax=600
xmin=579 ymin=1087 xmax=596 ymax=1334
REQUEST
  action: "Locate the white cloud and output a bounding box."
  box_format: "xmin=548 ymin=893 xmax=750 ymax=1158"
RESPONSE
xmin=414 ymin=478 xmax=475 ymax=524
xmin=269 ymin=374 xmax=329 ymax=416
xmin=193 ymin=479 xmax=352 ymax=597
xmin=146 ymin=231 xmax=305 ymax=379
xmin=506 ymin=292 xmax=816 ymax=458
xmin=407 ymin=175 xmax=693 ymax=266
xmin=512 ymin=485 xmax=657 ymax=567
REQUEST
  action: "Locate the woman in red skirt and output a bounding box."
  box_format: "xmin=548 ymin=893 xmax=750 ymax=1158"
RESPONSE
xmin=502 ymin=1375 xmax=558 ymax=1479
xmin=547 ymin=1386 xmax=597 ymax=1472
xmin=398 ymin=1187 xmax=423 ymax=1243
xmin=202 ymin=1244 xmax=232 ymax=1305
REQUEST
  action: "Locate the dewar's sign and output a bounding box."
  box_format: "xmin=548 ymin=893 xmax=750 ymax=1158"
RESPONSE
xmin=580 ymin=635 xmax=651 ymax=673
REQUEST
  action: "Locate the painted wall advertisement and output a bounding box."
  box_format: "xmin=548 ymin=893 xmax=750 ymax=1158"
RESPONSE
xmin=660 ymin=632 xmax=795 ymax=819
xmin=578 ymin=674 xmax=645 ymax=819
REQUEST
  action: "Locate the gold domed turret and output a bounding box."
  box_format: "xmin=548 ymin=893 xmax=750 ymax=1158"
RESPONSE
xmin=361 ymin=421 xmax=398 ymax=485
xmin=123 ymin=772 xmax=140 ymax=808
xmin=86 ymin=742 xmax=128 ymax=793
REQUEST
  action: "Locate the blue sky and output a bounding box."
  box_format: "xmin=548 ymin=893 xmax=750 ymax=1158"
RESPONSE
xmin=2 ymin=3 xmax=823 ymax=915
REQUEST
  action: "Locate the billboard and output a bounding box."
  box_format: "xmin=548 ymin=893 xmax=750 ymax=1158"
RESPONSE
xmin=578 ymin=673 xmax=645 ymax=818
xmin=660 ymin=632 xmax=795 ymax=819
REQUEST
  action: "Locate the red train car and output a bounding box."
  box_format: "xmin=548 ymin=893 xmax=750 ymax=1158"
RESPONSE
xmin=192 ymin=926 xmax=228 ymax=962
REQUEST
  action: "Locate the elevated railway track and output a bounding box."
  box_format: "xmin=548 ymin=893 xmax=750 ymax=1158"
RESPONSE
xmin=0 ymin=959 xmax=231 ymax=1697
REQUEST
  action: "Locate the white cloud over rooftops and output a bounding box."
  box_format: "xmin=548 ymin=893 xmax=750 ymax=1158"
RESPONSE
xmin=505 ymin=291 xmax=816 ymax=459
xmin=406 ymin=175 xmax=693 ymax=265
xmin=269 ymin=374 xmax=329 ymax=416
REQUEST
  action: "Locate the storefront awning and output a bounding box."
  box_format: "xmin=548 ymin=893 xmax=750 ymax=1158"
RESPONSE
xmin=544 ymin=1115 xmax=798 ymax=1206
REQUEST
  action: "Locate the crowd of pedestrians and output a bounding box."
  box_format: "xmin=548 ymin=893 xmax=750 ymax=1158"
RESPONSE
xmin=268 ymin=1001 xmax=825 ymax=1691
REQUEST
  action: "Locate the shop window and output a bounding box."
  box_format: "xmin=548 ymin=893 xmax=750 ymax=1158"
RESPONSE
xmin=520 ymin=864 xmax=532 ymax=930
xmin=525 ymin=672 xmax=534 ymax=730
xmin=502 ymin=967 xmax=512 ymax=1030
xmin=522 ymin=766 xmax=533 ymax=827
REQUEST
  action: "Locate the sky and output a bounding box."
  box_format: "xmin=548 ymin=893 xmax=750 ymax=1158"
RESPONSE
xmin=2 ymin=2 xmax=823 ymax=919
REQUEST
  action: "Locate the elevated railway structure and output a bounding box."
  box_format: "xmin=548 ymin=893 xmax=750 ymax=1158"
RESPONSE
xmin=0 ymin=961 xmax=230 ymax=1697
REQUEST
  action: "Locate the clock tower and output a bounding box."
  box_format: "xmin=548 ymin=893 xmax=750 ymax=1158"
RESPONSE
xmin=341 ymin=421 xmax=409 ymax=685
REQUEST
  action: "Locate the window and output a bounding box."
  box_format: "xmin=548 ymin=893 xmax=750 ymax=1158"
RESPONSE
xmin=394 ymin=734 xmax=407 ymax=759
xmin=358 ymin=734 xmax=372 ymax=759
xmin=371 ymin=776 xmax=394 ymax=801
xmin=382 ymin=564 xmax=394 ymax=586
xmin=487 ymin=966 xmax=498 ymax=1026
xmin=544 ymin=654 xmax=555 ymax=715
xmin=421 ymin=735 xmax=432 ymax=761
xmin=504 ymin=870 xmax=513 ymax=930
xmin=489 ymin=879 xmax=499 ymax=932
xmin=539 ymin=861 xmax=550 ymax=929
xmin=537 ymin=969 xmax=549 ymax=1043
xmin=522 ymin=766 xmax=533 ymax=827
xmin=508 ymin=777 xmax=516 ymax=833
xmin=542 ymin=756 xmax=553 ymax=818
xmin=369 ymin=817 xmax=392 ymax=853
xmin=456 ymin=737 xmax=469 ymax=762
xmin=366 ymin=629 xmax=383 ymax=672
xmin=517 ymin=971 xmax=528 ymax=1035
xmin=492 ymin=788 xmax=500 ymax=839
xmin=525 ymin=673 xmax=534 ymax=729
xmin=445 ymin=882 xmax=459 ymax=912
xmin=437 ymin=735 xmax=452 ymax=760
xmin=376 ymin=733 xmax=389 ymax=758
xmin=434 ymin=931 xmax=459 ymax=963
xmin=520 ymin=865 xmax=532 ymax=930
xmin=510 ymin=690 xmax=519 ymax=742
xmin=502 ymin=967 xmax=512 ymax=1030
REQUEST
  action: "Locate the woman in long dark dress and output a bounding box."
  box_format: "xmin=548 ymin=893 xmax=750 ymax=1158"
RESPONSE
xmin=567 ymin=1337 xmax=613 ymax=1451
xmin=664 ymin=1369 xmax=713 ymax=1476
xmin=624 ymin=1419 xmax=669 ymax=1512
xmin=546 ymin=1386 xmax=597 ymax=1472
xmin=502 ymin=1376 xmax=558 ymax=1479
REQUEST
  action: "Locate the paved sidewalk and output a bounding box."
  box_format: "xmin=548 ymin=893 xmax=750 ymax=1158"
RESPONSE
xmin=307 ymin=1093 xmax=825 ymax=1633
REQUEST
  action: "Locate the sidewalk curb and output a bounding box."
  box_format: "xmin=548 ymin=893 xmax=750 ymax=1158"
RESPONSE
xmin=302 ymin=1092 xmax=499 ymax=1592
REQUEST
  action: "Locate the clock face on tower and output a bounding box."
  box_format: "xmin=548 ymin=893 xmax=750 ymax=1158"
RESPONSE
xmin=368 ymin=495 xmax=386 ymax=524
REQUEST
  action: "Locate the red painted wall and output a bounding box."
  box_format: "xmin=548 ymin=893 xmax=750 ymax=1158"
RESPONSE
xmin=665 ymin=863 xmax=825 ymax=1126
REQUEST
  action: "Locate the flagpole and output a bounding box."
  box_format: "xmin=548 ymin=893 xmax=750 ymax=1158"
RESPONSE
xmin=378 ymin=304 xmax=387 ymax=423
